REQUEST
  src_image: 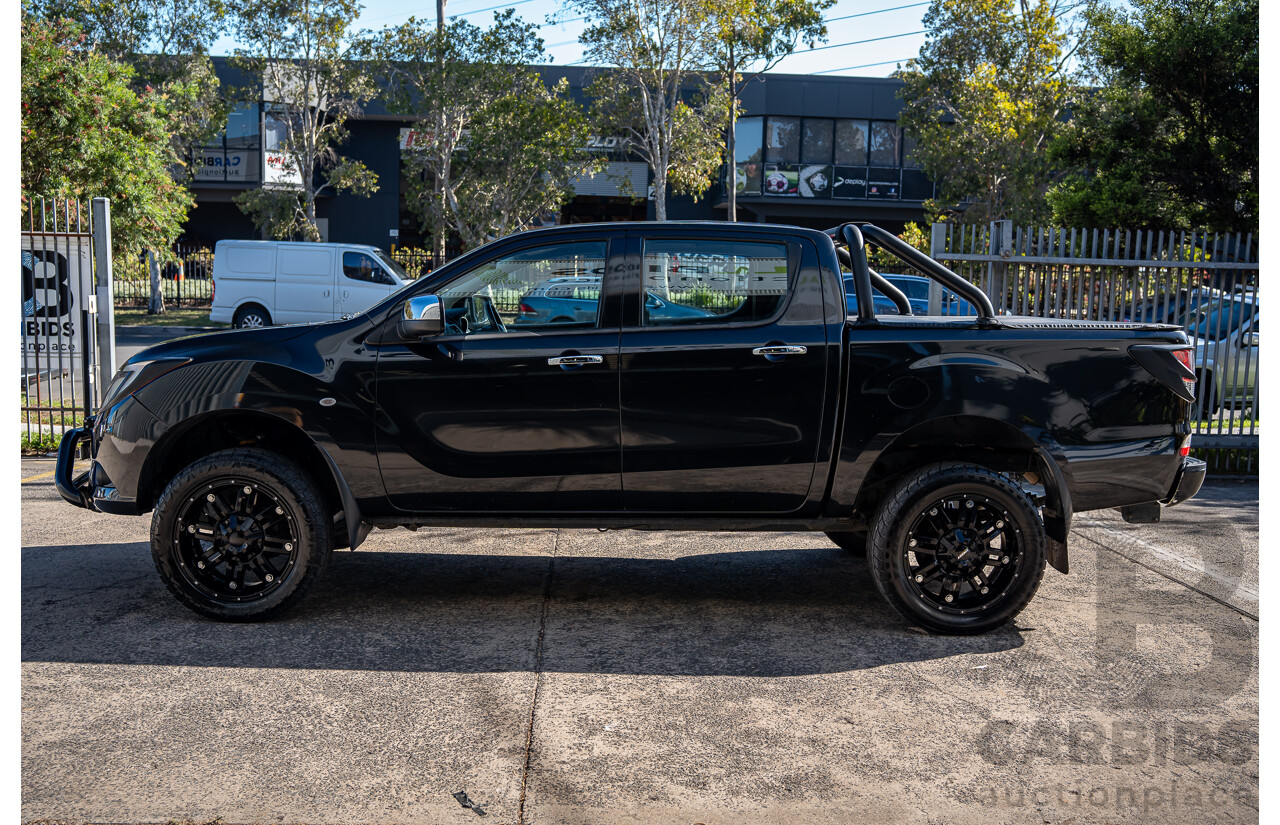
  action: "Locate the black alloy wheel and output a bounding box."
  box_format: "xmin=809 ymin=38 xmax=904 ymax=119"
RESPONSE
xmin=174 ymin=479 xmax=299 ymax=603
xmin=868 ymin=463 xmax=1047 ymax=634
xmin=152 ymin=448 xmax=332 ymax=620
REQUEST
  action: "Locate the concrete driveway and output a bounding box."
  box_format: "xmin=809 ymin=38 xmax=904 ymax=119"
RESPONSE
xmin=21 ymin=461 xmax=1258 ymax=824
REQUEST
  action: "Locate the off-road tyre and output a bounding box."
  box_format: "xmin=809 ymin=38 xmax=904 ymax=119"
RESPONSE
xmin=868 ymin=463 xmax=1047 ymax=635
xmin=151 ymin=448 xmax=332 ymax=621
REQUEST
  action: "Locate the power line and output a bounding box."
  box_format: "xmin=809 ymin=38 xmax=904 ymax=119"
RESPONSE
xmin=360 ymin=0 xmax=535 ymax=28
xmin=812 ymin=56 xmax=914 ymax=74
xmin=825 ymin=2 xmax=929 ymax=24
xmin=797 ymin=29 xmax=925 ymax=53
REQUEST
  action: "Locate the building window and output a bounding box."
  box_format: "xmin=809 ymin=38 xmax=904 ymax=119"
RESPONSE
xmin=764 ymin=117 xmax=801 ymax=163
xmin=834 ymin=120 xmax=869 ymax=166
xmin=902 ymin=133 xmax=922 ymax=169
xmin=733 ymin=116 xmax=764 ymax=195
xmin=192 ymin=103 xmax=262 ymax=184
xmin=801 ymin=118 xmax=833 ymax=163
xmin=870 ymin=121 xmax=900 ymax=167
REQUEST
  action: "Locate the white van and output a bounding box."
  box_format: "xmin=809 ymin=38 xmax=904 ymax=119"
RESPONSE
xmin=210 ymin=240 xmax=412 ymax=328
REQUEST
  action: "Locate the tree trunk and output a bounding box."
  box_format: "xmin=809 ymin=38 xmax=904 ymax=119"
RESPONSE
xmin=653 ymin=166 xmax=667 ymax=221
xmin=727 ymin=49 xmax=737 ymax=223
xmin=147 ymin=250 xmax=165 ymax=315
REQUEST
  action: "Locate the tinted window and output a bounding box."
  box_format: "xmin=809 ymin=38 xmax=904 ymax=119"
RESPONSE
xmin=1187 ymin=302 xmax=1257 ymax=341
xmin=870 ymin=121 xmax=900 ymax=166
xmin=801 ymin=118 xmax=834 ymax=163
xmin=834 ymin=120 xmax=869 ymax=165
xmin=885 ymin=277 xmax=929 ymax=301
xmin=765 ymin=117 xmax=800 ymax=163
xmin=641 ymin=240 xmax=788 ymax=326
xmin=343 ymin=251 xmax=395 ymax=285
xmin=442 ymin=241 xmax=608 ymax=333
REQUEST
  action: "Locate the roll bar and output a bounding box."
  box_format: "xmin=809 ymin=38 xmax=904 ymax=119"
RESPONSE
xmin=826 ymin=223 xmax=997 ymax=322
xmin=834 ymin=245 xmax=913 ymax=316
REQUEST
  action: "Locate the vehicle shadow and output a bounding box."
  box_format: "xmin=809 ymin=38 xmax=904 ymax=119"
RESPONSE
xmin=22 ymin=541 xmax=1024 ymax=676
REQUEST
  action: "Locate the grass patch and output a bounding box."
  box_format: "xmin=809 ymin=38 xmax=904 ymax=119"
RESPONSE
xmin=21 ymin=431 xmax=61 ymax=454
xmin=113 ymin=306 xmax=225 ymax=327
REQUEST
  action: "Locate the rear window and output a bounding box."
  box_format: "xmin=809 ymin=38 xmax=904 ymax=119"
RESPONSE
xmin=640 ymin=239 xmax=789 ymax=326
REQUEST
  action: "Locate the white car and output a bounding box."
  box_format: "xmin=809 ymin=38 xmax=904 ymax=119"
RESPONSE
xmin=210 ymin=240 xmax=412 ymax=328
xmin=1188 ymin=294 xmax=1258 ymax=413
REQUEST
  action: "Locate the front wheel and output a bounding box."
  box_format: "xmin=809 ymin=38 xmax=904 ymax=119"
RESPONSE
xmin=868 ymin=463 xmax=1047 ymax=634
xmin=151 ymin=448 xmax=332 ymax=621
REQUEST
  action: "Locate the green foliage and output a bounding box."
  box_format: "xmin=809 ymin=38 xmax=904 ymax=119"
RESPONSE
xmin=230 ymin=0 xmax=377 ymax=241
xmin=896 ymin=0 xmax=1077 ymax=224
xmin=358 ymin=10 xmax=598 ymax=256
xmin=868 ymin=222 xmax=930 ymax=269
xmin=29 ymin=0 xmax=232 ymax=170
xmin=1047 ymin=0 xmax=1258 ymax=231
xmin=21 ymin=15 xmax=192 ymax=257
xmin=573 ymin=0 xmax=727 ymax=220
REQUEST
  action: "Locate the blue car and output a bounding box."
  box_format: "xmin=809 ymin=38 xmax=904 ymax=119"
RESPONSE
xmin=844 ymin=273 xmax=977 ymax=316
xmin=515 ymin=276 xmax=716 ymax=325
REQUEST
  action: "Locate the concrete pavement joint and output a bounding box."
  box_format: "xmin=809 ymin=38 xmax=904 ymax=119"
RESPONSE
xmin=1072 ymin=529 xmax=1258 ymax=621
xmin=518 ymin=529 xmax=558 ymax=825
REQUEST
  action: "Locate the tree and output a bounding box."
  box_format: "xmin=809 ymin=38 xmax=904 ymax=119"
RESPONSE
xmin=359 ymin=11 xmax=598 ymax=258
xmin=573 ymin=0 xmax=726 ymax=221
xmin=230 ymin=0 xmax=377 ymax=241
xmin=708 ymin=0 xmax=831 ymax=221
xmin=22 ymin=15 xmax=192 ymax=259
xmin=1047 ymin=0 xmax=1258 ymax=231
xmin=29 ymin=0 xmax=231 ymax=169
xmin=896 ymin=0 xmax=1082 ymax=224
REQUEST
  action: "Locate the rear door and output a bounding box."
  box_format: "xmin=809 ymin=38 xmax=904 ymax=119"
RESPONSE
xmin=617 ymin=230 xmax=830 ymax=513
xmin=339 ymin=249 xmax=399 ymax=316
xmin=275 ymin=244 xmax=336 ymax=324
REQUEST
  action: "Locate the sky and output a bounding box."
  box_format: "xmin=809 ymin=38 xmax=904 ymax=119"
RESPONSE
xmin=208 ymin=0 xmax=933 ymax=78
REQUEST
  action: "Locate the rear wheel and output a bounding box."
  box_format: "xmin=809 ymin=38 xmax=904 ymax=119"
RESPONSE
xmin=233 ymin=304 xmax=271 ymax=329
xmin=824 ymin=530 xmax=867 ymax=555
xmin=151 ymin=448 xmax=332 ymax=621
xmin=868 ymin=463 xmax=1046 ymax=634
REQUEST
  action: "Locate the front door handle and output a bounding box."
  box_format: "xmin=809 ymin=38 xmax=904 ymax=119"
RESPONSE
xmin=752 ymin=345 xmax=807 ymax=357
xmin=548 ymin=355 xmax=605 ymax=367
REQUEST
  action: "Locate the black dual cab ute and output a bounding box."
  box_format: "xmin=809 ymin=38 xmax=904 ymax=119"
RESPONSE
xmin=57 ymin=222 xmax=1205 ymax=633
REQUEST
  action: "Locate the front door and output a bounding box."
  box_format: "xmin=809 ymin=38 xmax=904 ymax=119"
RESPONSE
xmin=374 ymin=235 xmax=623 ymax=512
xmin=339 ymin=250 xmax=399 ymax=317
xmin=618 ymin=232 xmax=830 ymax=513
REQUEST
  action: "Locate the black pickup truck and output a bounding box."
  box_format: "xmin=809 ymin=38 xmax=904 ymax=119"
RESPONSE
xmin=56 ymin=222 xmax=1205 ymax=633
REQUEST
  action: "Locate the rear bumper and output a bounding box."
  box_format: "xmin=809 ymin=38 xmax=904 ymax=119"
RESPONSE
xmin=55 ymin=423 xmax=141 ymax=515
xmin=1163 ymin=456 xmax=1207 ymax=506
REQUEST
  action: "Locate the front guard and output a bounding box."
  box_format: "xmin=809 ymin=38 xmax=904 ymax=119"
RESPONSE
xmin=55 ymin=424 xmax=94 ymax=509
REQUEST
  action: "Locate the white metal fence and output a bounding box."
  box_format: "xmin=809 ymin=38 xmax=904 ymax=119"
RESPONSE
xmin=930 ymin=221 xmax=1258 ymax=471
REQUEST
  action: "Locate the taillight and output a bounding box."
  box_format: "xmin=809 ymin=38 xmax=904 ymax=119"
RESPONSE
xmin=1180 ymin=434 xmax=1192 ymax=457
xmin=1172 ymin=348 xmax=1196 ymax=397
xmin=211 ymin=278 xmax=215 ymax=302
xmin=519 ymin=303 xmax=535 ymax=315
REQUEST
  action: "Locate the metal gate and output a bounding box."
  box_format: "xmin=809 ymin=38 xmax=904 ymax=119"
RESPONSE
xmin=21 ymin=197 xmax=114 ymax=452
xmin=930 ymin=221 xmax=1259 ymax=470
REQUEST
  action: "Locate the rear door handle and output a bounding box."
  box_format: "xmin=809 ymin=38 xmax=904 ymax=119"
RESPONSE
xmin=752 ymin=345 xmax=807 ymax=357
xmin=548 ymin=355 xmax=605 ymax=366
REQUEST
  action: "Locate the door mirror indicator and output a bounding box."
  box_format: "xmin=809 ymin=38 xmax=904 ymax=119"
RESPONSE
xmin=399 ymin=294 xmax=444 ymax=338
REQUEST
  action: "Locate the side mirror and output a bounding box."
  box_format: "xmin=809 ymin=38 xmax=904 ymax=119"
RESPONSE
xmin=398 ymin=294 xmax=444 ymax=338
xmin=1243 ymin=332 xmax=1259 ymax=347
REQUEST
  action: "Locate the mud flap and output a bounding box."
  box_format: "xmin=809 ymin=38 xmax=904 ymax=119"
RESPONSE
xmin=1034 ymin=445 xmax=1073 ymax=575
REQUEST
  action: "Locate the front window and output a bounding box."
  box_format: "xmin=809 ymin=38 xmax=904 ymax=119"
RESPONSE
xmin=343 ymin=251 xmax=396 ymax=285
xmin=440 ymin=241 xmax=608 ymax=333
